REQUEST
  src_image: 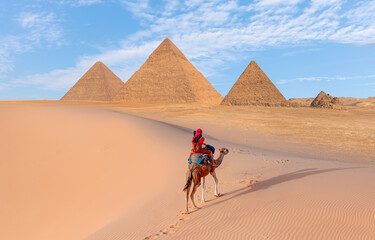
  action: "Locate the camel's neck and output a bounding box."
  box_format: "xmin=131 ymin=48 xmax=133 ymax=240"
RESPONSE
xmin=214 ymin=152 xmax=225 ymax=167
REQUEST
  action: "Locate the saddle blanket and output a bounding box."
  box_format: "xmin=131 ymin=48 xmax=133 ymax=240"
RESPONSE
xmin=190 ymin=153 xmax=211 ymax=165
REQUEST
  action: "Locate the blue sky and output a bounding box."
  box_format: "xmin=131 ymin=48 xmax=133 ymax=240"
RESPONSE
xmin=0 ymin=0 xmax=375 ymax=100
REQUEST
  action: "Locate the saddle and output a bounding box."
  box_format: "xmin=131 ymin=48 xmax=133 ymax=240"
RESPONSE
xmin=189 ymin=153 xmax=212 ymax=165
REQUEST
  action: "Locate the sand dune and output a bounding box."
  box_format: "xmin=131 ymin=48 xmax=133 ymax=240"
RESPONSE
xmin=0 ymin=103 xmax=189 ymax=239
xmin=157 ymin=161 xmax=375 ymax=240
xmin=1 ymin=102 xmax=374 ymax=240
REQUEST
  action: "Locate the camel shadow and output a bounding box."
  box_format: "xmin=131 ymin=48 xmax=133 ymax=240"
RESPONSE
xmin=204 ymin=167 xmax=363 ymax=210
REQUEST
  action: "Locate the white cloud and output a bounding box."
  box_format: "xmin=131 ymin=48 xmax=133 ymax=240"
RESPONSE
xmin=295 ymin=76 xmax=329 ymax=81
xmin=0 ymin=40 xmax=16 ymax=75
xmin=7 ymin=0 xmax=375 ymax=91
xmin=163 ymin=0 xmax=180 ymax=16
xmin=279 ymin=74 xmax=375 ymax=84
xmin=363 ymin=82 xmax=375 ymax=86
xmin=76 ymin=0 xmax=102 ymax=6
xmin=122 ymin=0 xmax=155 ymax=20
xmin=13 ymin=41 xmax=160 ymax=90
xmin=256 ymin=0 xmax=303 ymax=7
xmin=330 ymin=1 xmax=375 ymax=43
xmin=117 ymin=0 xmax=375 ymax=54
xmin=184 ymin=0 xmax=209 ymax=8
xmin=0 ymin=82 xmax=10 ymax=91
xmin=276 ymin=80 xmax=287 ymax=85
xmin=283 ymin=48 xmax=320 ymax=56
xmin=48 ymin=0 xmax=102 ymax=7
xmin=17 ymin=11 xmax=63 ymax=45
xmin=0 ymin=11 xmax=63 ymax=77
xmin=12 ymin=67 xmax=82 ymax=90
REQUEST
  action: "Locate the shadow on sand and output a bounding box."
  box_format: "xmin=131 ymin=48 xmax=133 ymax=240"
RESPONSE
xmin=202 ymin=167 xmax=363 ymax=210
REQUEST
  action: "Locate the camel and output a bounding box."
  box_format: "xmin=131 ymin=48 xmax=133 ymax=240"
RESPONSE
xmin=183 ymin=148 xmax=229 ymax=214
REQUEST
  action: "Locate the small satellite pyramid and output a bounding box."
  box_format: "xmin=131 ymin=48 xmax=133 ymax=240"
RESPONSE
xmin=311 ymin=91 xmax=344 ymax=109
xmin=61 ymin=61 xmax=124 ymax=101
xmin=221 ymin=61 xmax=287 ymax=106
xmin=113 ymin=38 xmax=223 ymax=104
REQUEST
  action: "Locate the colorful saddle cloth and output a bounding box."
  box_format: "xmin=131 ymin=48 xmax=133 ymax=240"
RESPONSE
xmin=189 ymin=153 xmax=211 ymax=165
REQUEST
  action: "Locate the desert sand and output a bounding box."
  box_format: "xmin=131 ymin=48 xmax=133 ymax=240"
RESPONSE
xmin=1 ymin=101 xmax=374 ymax=240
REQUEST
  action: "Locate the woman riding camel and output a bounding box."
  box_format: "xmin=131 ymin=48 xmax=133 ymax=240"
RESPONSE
xmin=191 ymin=129 xmax=216 ymax=167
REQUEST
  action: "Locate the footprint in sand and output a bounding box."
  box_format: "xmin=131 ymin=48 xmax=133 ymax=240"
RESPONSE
xmin=236 ymin=172 xmax=260 ymax=187
xmin=144 ymin=227 xmax=176 ymax=239
xmin=239 ymin=172 xmax=261 ymax=178
xmin=232 ymin=147 xmax=252 ymax=154
xmin=170 ymin=224 xmax=180 ymax=229
xmin=160 ymin=229 xmax=175 ymax=235
xmin=247 ymin=179 xmax=258 ymax=187
xmin=274 ymin=159 xmax=290 ymax=165
xmin=144 ymin=235 xmax=158 ymax=240
xmin=236 ymin=179 xmax=258 ymax=187
xmin=235 ymin=172 xmax=259 ymax=187
xmin=179 ymin=216 xmax=190 ymax=221
xmin=240 ymin=172 xmax=248 ymax=177
xmin=144 ymin=216 xmax=189 ymax=239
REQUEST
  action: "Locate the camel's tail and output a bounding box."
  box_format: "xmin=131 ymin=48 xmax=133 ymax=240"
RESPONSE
xmin=183 ymin=163 xmax=197 ymax=192
xmin=183 ymin=171 xmax=193 ymax=192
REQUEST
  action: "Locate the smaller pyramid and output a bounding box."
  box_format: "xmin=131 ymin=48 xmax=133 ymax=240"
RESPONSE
xmin=61 ymin=61 xmax=124 ymax=101
xmin=310 ymin=91 xmax=344 ymax=109
xmin=221 ymin=61 xmax=287 ymax=106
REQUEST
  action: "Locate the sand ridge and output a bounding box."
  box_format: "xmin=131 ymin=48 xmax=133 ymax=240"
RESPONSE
xmin=0 ymin=103 xmax=188 ymax=240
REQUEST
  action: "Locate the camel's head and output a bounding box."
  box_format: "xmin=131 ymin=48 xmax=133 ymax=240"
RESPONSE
xmin=219 ymin=148 xmax=229 ymax=155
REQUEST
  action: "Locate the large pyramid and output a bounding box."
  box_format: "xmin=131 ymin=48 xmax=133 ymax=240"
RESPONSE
xmin=61 ymin=61 xmax=124 ymax=101
xmin=113 ymin=38 xmax=223 ymax=104
xmin=221 ymin=61 xmax=287 ymax=106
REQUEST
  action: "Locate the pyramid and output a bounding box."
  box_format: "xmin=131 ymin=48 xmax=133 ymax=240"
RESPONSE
xmin=112 ymin=38 xmax=223 ymax=104
xmin=61 ymin=61 xmax=124 ymax=101
xmin=310 ymin=91 xmax=344 ymax=109
xmin=221 ymin=61 xmax=287 ymax=106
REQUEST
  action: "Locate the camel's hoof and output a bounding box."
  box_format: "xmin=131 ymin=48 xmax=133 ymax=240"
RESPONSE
xmin=201 ymin=200 xmax=206 ymax=203
xmin=215 ymin=193 xmax=222 ymax=197
xmin=185 ymin=211 xmax=190 ymax=215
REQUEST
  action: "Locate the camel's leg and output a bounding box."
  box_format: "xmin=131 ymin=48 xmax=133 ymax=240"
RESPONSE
xmin=201 ymin=177 xmax=206 ymax=203
xmin=190 ymin=172 xmax=201 ymax=209
xmin=185 ymin=184 xmax=191 ymax=214
xmin=185 ymin=169 xmax=194 ymax=214
xmin=210 ymin=171 xmax=220 ymax=197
